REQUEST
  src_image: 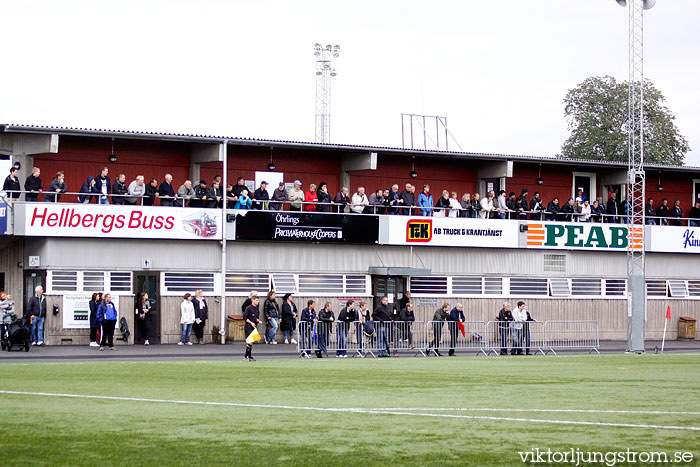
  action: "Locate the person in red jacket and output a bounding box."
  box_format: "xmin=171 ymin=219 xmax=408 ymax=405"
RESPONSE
xmin=304 ymin=184 xmax=318 ymax=212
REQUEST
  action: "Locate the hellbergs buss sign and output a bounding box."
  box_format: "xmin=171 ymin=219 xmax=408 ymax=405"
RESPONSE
xmin=22 ymin=204 xmax=222 ymax=240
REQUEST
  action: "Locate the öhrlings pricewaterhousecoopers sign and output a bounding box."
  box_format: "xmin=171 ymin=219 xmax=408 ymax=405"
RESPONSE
xmin=233 ymin=211 xmax=379 ymax=244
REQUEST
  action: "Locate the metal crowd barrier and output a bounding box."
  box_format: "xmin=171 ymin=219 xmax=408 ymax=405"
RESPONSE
xmin=543 ymin=320 xmax=600 ymax=355
xmin=425 ymin=321 xmax=488 ymax=356
xmin=485 ymin=321 xmax=546 ymax=356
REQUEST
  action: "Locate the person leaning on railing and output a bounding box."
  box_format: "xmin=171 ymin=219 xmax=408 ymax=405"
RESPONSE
xmin=304 ymin=183 xmax=318 ymax=212
xmin=434 ymin=190 xmax=450 ymax=218
xmin=333 ymin=186 xmax=350 ymax=213
xmin=176 ymin=180 xmax=195 ymax=207
xmin=112 ymin=174 xmax=128 ymax=205
xmin=368 ymin=188 xmax=385 ymax=215
xmin=126 ymin=175 xmax=146 ymax=205
xmin=670 ymin=200 xmax=684 ymax=226
xmin=398 ymin=302 xmax=415 ymax=349
xmin=94 ymin=166 xmax=111 ymax=205
xmin=351 ymin=187 xmax=368 ymax=214
xmin=24 ymin=167 xmax=43 ymax=202
xmin=317 ymin=182 xmax=332 ymax=213
xmin=418 ymin=185 xmax=434 ymax=217
xmin=288 ymin=180 xmax=304 ymax=211
xmin=252 ymin=181 xmax=269 ymax=210
xmin=497 ymin=303 xmax=513 ymax=356
xmin=2 ymin=167 xmax=21 ymax=199
xmin=689 ymin=202 xmax=700 ymax=227
xmin=44 ymin=171 xmax=66 ymax=203
xmin=143 ymin=178 xmax=158 ymax=206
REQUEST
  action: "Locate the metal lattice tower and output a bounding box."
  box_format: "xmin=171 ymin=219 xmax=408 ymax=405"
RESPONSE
xmin=314 ymin=43 xmax=340 ymax=144
xmin=618 ymin=0 xmax=655 ymax=353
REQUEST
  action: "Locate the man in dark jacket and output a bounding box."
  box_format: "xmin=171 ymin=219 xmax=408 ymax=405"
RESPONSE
xmin=112 ymin=174 xmax=128 ymax=205
xmin=94 ymin=166 xmax=111 ymax=204
xmin=429 ymin=303 xmax=449 ymax=356
xmin=529 ymin=192 xmax=545 ymax=220
xmin=398 ymin=291 xmax=411 ymax=312
xmin=24 ymin=167 xmax=43 ymax=202
xmin=78 ymin=176 xmax=96 ymax=203
xmin=45 ymin=171 xmax=67 ymax=203
xmin=252 ymin=182 xmax=269 ymax=210
xmin=192 ymin=180 xmax=208 ymax=208
xmin=517 ymin=189 xmax=529 ymax=220
xmin=317 ymin=302 xmax=334 ymax=358
xmin=333 ymin=187 xmax=350 ymax=213
xmin=545 ymin=198 xmax=560 ymax=221
xmin=398 ymin=303 xmax=415 ymax=349
xmin=158 ymin=174 xmax=176 ymax=207
xmin=657 ymin=198 xmax=670 ymax=225
xmin=645 ymin=198 xmax=657 ymax=225
xmin=372 ymin=296 xmax=392 ymax=357
xmin=497 ymin=303 xmax=513 ymax=356
xmin=606 ymin=192 xmax=620 ymax=223
xmin=448 ymin=303 xmax=466 ymax=356
xmin=399 ymin=183 xmax=416 ymax=215
xmin=299 ymin=300 xmax=316 ymax=358
xmin=3 ymin=167 xmax=21 ymax=199
xmin=205 ymin=180 xmax=222 ymax=208
xmin=270 ymin=182 xmax=287 ymax=211
xmin=689 ymin=202 xmax=700 ymax=227
xmin=337 ymin=300 xmax=356 ymax=357
xmin=387 ymin=184 xmax=402 ymax=214
xmin=27 ymin=285 xmax=47 ymax=346
xmin=670 ymin=200 xmax=683 ymax=226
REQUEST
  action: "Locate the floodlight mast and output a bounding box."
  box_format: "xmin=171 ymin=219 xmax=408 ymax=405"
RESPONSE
xmin=616 ymin=0 xmax=655 ymax=353
xmin=314 ymin=43 xmax=340 ymax=144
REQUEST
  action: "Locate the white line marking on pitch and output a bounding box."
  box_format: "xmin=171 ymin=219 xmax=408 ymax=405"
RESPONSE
xmin=363 ymin=408 xmax=700 ymax=416
xmin=1 ymin=390 xmax=699 ymax=432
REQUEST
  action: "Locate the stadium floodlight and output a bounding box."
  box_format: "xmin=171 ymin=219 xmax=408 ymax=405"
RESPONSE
xmin=314 ymin=42 xmax=341 ymax=144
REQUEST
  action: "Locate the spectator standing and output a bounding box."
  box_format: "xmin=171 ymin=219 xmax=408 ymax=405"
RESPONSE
xmin=97 ymin=293 xmax=118 ymax=351
xmin=472 ymin=193 xmax=481 ymax=218
xmin=579 ymin=200 xmax=592 ymax=222
xmin=112 ymin=174 xmax=128 ymax=205
xmin=372 ymin=296 xmax=392 ymax=357
xmin=78 ymin=176 xmax=96 ymax=204
xmin=317 ymin=182 xmax=332 ymax=212
xmin=205 ymin=181 xmax=222 ymax=208
xmin=529 ymin=192 xmax=545 ymax=220
xmin=460 ymin=193 xmax=473 ymax=218
xmin=230 ymin=177 xmax=247 ymax=202
xmin=479 ymin=192 xmax=495 ymax=219
xmin=670 ymin=200 xmax=683 ymax=226
xmin=523 ymin=305 xmax=534 ymax=356
xmin=517 ymin=189 xmax=529 ymax=220
xmin=333 ymin=186 xmax=351 ymax=213
xmin=243 ymin=296 xmax=263 ymax=361
xmin=511 ymin=301 xmax=527 ymax=355
xmin=135 ymin=292 xmax=152 ymax=346
xmin=398 ymin=302 xmax=415 ymax=349
xmin=545 ymin=197 xmax=560 ymax=221
xmin=158 ymin=174 xmax=176 ymax=207
xmin=253 ymin=181 xmax=270 ymax=210
xmin=497 ymin=303 xmax=513 ymax=356
xmin=288 ymin=180 xmax=305 ymax=211
xmin=434 ymin=190 xmax=450 ymax=217
xmin=24 ymin=167 xmax=43 ymax=202
xmin=44 ymin=171 xmax=67 ymax=203
xmin=689 ymin=202 xmax=700 ymax=227
xmin=233 ymin=189 xmax=252 ymax=209
xmin=88 ymin=292 xmax=103 ymax=347
xmin=645 ymin=198 xmax=657 ymax=225
xmin=2 ymin=167 xmax=21 ymax=199
xmin=94 ymin=166 xmax=111 ymax=205
xmin=178 ymin=293 xmax=195 ymax=346
xmin=496 ymin=190 xmax=509 ymax=220
xmin=418 ymin=185 xmax=434 ymax=217
xmin=304 ymin=183 xmax=318 ymax=212
xmin=280 ymin=293 xmax=297 ymax=344
xmin=399 ymin=183 xmax=416 ymax=215
xmin=26 ymin=285 xmax=47 ymax=346
xmin=192 ymin=289 xmax=208 ymax=345
xmin=657 ymin=198 xmax=670 ymax=225
xmin=192 ymin=180 xmax=208 ymax=208
xmin=606 ymin=192 xmax=619 ymax=223
xmin=176 ymin=180 xmax=195 ymax=207
xmin=317 ymin=302 xmax=334 ymax=358
xmin=143 ymin=178 xmax=159 ymax=206
xmin=448 ymin=303 xmax=465 ymax=356
xmin=337 ymin=300 xmax=355 ymax=357
xmin=126 ymin=175 xmax=146 ymax=205
xmin=448 ymin=193 xmax=462 ymax=217
xmin=263 ymin=290 xmax=280 ymax=344
xmin=368 ymin=188 xmax=384 ymax=214
xmin=428 ymin=303 xmax=449 ymax=357
xmin=270 ymin=182 xmax=287 ymax=211
xmin=387 ymin=184 xmax=402 ymax=214
xmin=505 ymin=192 xmax=517 ymax=220
xmin=351 ymin=187 xmax=369 ymax=214
xmin=300 ymin=300 xmax=317 ymax=358
xmin=561 ymin=198 xmax=576 ymax=221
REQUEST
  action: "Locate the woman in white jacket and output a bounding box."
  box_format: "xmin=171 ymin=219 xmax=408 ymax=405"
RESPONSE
xmin=179 ymin=293 xmax=195 ymax=346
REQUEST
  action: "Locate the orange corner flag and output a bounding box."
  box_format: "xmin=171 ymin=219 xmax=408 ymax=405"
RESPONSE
xmin=666 ymin=306 xmax=671 ymax=320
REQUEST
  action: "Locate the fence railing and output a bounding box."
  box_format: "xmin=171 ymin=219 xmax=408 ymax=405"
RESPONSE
xmin=296 ymin=320 xmax=599 ymax=357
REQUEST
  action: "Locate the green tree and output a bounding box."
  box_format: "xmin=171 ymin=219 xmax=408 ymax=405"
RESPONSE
xmin=561 ymin=75 xmax=689 ymax=165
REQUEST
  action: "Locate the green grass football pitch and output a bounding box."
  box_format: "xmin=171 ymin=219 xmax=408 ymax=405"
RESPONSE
xmin=1 ymin=354 xmax=699 ymax=466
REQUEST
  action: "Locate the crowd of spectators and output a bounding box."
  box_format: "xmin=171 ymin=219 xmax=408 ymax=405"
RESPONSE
xmin=3 ymin=166 xmax=699 ymax=226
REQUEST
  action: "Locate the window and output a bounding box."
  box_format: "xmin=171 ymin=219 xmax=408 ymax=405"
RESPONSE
xmin=484 ymin=277 xmax=503 ymax=295
xmin=48 ymin=271 xmax=78 ymax=292
xmin=226 ymin=273 xmax=270 ymax=294
xmin=82 ymin=271 xmax=105 ymax=292
xmin=544 ymin=254 xmax=566 ymax=273
xmin=571 ymin=279 xmax=602 ymax=296
xmin=668 ymin=280 xmax=688 ymax=298
xmin=109 ymin=272 xmax=132 ymax=292
xmin=688 ymin=281 xmax=700 ymax=297
xmin=410 ymin=276 xmax=448 ymax=295
xmin=164 ymin=273 xmax=215 ymax=293
xmin=605 ymin=279 xmax=626 ymax=296
xmin=298 ymin=274 xmax=344 ymax=295
xmin=510 ymin=278 xmax=548 ymax=296
xmin=452 ymin=277 xmax=483 ymax=295
xmin=271 ymin=274 xmax=297 ymax=294
xmin=345 ymin=275 xmax=369 ymax=295
xmin=549 ymin=278 xmax=571 ymax=297
xmin=646 ymin=280 xmax=667 ymax=297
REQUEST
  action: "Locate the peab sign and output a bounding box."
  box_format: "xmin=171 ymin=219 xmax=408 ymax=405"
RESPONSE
xmin=380 ymin=216 xmax=519 ymax=248
xmin=647 ymin=225 xmax=700 ymax=254
xmin=525 ymin=222 xmax=642 ymax=251
xmin=22 ymin=204 xmax=222 ymax=240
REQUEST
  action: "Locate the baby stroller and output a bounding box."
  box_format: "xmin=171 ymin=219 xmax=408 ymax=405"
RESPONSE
xmin=1 ymin=316 xmax=31 ymax=352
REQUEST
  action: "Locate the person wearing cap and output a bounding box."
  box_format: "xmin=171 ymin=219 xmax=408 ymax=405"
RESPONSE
xmin=253 ymin=181 xmax=270 ymax=210
xmin=304 ymin=183 xmax=318 ymax=212
xmin=270 ymin=182 xmax=288 ymax=211
xmin=289 ymin=180 xmax=305 ymax=211
xmin=192 ymin=180 xmax=208 ymax=208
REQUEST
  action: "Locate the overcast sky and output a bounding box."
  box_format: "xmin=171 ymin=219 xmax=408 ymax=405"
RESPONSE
xmin=1 ymin=0 xmax=699 ymax=167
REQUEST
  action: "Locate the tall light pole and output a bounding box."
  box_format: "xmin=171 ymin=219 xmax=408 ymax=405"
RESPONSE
xmin=314 ymin=43 xmax=340 ymax=144
xmin=615 ymin=0 xmax=656 ymax=353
